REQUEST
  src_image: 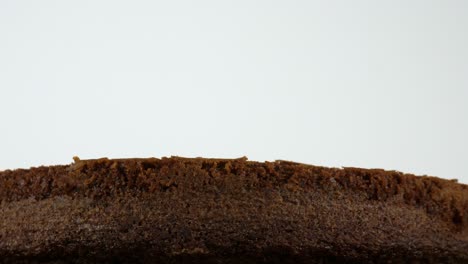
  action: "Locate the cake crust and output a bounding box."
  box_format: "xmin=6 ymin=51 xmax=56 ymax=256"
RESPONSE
xmin=1 ymin=157 xmax=467 ymax=263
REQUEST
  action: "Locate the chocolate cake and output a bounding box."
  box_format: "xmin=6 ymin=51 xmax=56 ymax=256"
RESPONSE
xmin=0 ymin=157 xmax=467 ymax=263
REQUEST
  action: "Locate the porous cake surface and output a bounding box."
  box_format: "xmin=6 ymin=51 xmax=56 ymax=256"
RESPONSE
xmin=0 ymin=157 xmax=467 ymax=263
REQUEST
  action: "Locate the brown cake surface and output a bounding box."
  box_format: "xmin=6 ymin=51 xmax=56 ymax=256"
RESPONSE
xmin=0 ymin=157 xmax=467 ymax=263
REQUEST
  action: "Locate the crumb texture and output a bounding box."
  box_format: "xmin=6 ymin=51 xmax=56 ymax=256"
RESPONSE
xmin=1 ymin=157 xmax=467 ymax=263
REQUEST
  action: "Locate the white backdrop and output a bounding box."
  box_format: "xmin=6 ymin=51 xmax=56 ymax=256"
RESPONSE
xmin=1 ymin=1 xmax=467 ymax=183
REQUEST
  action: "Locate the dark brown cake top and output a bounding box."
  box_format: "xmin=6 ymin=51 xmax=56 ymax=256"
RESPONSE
xmin=0 ymin=156 xmax=467 ymax=230
xmin=1 ymin=157 xmax=468 ymax=263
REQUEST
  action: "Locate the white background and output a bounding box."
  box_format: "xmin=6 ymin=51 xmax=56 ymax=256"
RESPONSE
xmin=1 ymin=1 xmax=467 ymax=183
